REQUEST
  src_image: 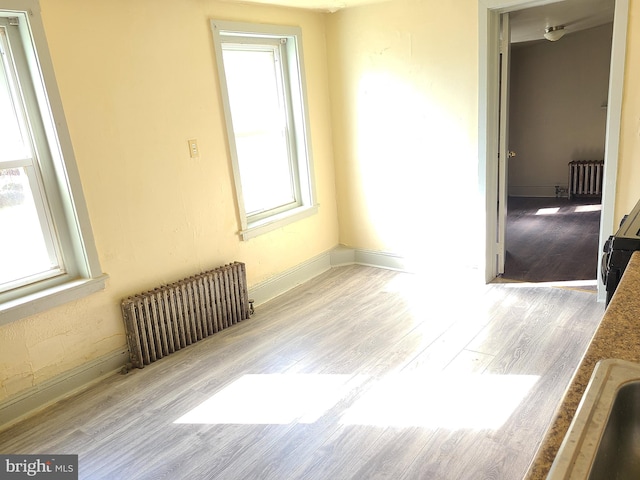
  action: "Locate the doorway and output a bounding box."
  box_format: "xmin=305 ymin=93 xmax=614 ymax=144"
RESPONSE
xmin=503 ymin=20 xmax=613 ymax=283
xmin=478 ymin=0 xmax=629 ymax=301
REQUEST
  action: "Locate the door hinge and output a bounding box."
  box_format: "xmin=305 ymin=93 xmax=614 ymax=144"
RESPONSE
xmin=8 ymin=17 xmax=19 ymax=26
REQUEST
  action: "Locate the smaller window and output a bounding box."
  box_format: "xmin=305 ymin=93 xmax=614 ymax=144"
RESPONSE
xmin=211 ymin=21 xmax=317 ymax=240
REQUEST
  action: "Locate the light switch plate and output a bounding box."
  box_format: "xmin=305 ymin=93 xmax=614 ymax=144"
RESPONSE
xmin=188 ymin=139 xmax=199 ymax=158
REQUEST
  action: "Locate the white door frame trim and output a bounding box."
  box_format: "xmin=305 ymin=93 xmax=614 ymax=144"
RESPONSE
xmin=478 ymin=0 xmax=628 ymax=301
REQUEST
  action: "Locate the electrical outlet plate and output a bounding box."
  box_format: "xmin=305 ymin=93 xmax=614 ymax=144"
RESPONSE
xmin=188 ymin=139 xmax=199 ymax=158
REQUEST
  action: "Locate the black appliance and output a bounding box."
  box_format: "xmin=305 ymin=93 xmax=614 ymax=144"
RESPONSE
xmin=602 ymin=198 xmax=640 ymax=306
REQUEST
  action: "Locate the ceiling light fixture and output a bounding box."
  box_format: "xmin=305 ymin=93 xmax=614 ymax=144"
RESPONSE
xmin=544 ymin=25 xmax=566 ymax=42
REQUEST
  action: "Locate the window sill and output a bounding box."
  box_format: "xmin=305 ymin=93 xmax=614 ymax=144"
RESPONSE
xmin=0 ymin=274 xmax=108 ymax=326
xmin=240 ymin=204 xmax=319 ymax=241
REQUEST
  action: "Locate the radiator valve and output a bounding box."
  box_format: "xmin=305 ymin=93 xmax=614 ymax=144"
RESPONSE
xmin=555 ymin=185 xmax=569 ymax=198
xmin=121 ymin=362 xmax=134 ymax=375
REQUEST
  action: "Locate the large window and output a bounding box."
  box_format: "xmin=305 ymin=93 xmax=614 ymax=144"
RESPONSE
xmin=0 ymin=3 xmax=105 ymax=324
xmin=211 ymin=21 xmax=317 ymax=240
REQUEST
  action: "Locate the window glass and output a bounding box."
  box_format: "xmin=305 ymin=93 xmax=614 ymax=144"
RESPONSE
xmin=222 ymin=45 xmax=296 ymax=215
xmin=0 ymin=50 xmax=29 ymax=162
xmin=0 ymin=168 xmax=58 ymax=287
xmin=0 ymin=25 xmax=63 ymax=292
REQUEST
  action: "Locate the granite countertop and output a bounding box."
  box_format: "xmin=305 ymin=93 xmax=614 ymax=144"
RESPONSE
xmin=525 ymin=250 xmax=640 ymax=479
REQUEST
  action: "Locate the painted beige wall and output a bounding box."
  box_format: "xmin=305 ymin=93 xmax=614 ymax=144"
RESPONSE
xmin=326 ymin=0 xmax=479 ymax=269
xmin=508 ymin=24 xmax=613 ymax=197
xmin=616 ymin=2 xmax=640 ymax=217
xmin=0 ymin=0 xmax=339 ymax=402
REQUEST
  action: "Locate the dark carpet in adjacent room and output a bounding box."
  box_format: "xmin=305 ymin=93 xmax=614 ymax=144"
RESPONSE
xmin=503 ymin=196 xmax=602 ymax=283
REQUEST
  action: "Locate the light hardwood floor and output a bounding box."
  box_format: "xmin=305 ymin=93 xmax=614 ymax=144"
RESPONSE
xmin=0 ymin=265 xmax=605 ymax=479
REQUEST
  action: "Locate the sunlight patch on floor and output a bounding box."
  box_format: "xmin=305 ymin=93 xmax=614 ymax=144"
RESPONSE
xmin=340 ymin=373 xmax=538 ymax=429
xmin=498 ymin=279 xmax=598 ymax=289
xmin=173 ymin=374 xmax=358 ymax=425
xmin=535 ymin=207 xmax=560 ymax=215
xmin=173 ymin=372 xmax=538 ymax=430
xmin=574 ymin=204 xmax=602 ymax=213
xmin=533 ymin=204 xmax=602 ymax=216
xmin=380 ymin=271 xmax=490 ymax=319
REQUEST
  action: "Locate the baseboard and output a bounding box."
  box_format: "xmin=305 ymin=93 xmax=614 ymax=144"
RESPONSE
xmin=248 ymin=250 xmax=334 ymax=307
xmin=249 ymin=245 xmax=411 ymax=307
xmin=509 ymin=185 xmax=565 ymax=197
xmin=353 ymin=248 xmax=409 ymax=271
xmin=329 ymin=244 xmax=356 ymax=266
xmin=0 ymin=348 xmax=128 ymax=432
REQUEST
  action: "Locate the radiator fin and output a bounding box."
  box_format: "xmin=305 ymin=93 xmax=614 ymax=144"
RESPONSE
xmin=121 ymin=262 xmax=250 ymax=368
xmin=568 ymin=160 xmax=604 ymax=200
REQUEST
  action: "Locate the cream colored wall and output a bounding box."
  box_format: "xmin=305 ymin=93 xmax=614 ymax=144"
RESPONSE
xmin=0 ymin=0 xmax=338 ymax=402
xmin=508 ymin=24 xmax=613 ymax=197
xmin=616 ymin=1 xmax=640 ymax=217
xmin=326 ymin=0 xmax=479 ymax=270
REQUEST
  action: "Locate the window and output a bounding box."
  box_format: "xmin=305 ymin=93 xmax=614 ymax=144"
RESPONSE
xmin=211 ymin=20 xmax=317 ymax=240
xmin=0 ymin=3 xmax=105 ymax=324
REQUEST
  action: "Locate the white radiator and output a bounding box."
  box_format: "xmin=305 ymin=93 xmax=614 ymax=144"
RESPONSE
xmin=568 ymin=160 xmax=604 ymax=200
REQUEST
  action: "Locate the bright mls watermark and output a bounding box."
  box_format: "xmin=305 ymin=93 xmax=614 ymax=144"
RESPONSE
xmin=0 ymin=455 xmax=77 ymax=479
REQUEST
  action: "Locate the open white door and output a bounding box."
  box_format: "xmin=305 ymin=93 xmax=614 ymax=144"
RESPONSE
xmin=496 ymin=13 xmax=511 ymax=275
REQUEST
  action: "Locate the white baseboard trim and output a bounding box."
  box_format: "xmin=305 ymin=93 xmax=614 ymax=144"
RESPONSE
xmin=249 ymin=245 xmax=410 ymax=307
xmin=509 ymin=185 xmax=564 ymax=197
xmin=352 ymin=248 xmax=409 ymax=271
xmin=248 ymin=250 xmax=334 ymax=307
xmin=0 ymin=348 xmax=128 ymax=432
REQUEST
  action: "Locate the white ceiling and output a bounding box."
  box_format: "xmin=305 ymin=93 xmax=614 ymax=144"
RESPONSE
xmin=223 ymin=0 xmax=389 ymax=13
xmin=509 ymin=0 xmax=615 ymax=43
xmin=225 ymin=0 xmax=615 ymax=42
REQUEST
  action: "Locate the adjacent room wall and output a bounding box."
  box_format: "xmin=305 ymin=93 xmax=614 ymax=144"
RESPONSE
xmin=0 ymin=0 xmax=339 ymax=404
xmin=508 ymin=24 xmax=613 ymax=197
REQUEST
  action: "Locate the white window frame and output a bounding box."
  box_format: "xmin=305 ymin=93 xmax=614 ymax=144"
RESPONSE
xmin=0 ymin=1 xmax=106 ymax=325
xmin=211 ymin=20 xmax=318 ymax=240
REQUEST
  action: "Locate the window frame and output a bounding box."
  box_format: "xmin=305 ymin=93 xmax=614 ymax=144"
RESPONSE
xmin=211 ymin=20 xmax=318 ymax=240
xmin=1 ymin=16 xmax=66 ymax=292
xmin=0 ymin=1 xmax=106 ymax=325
